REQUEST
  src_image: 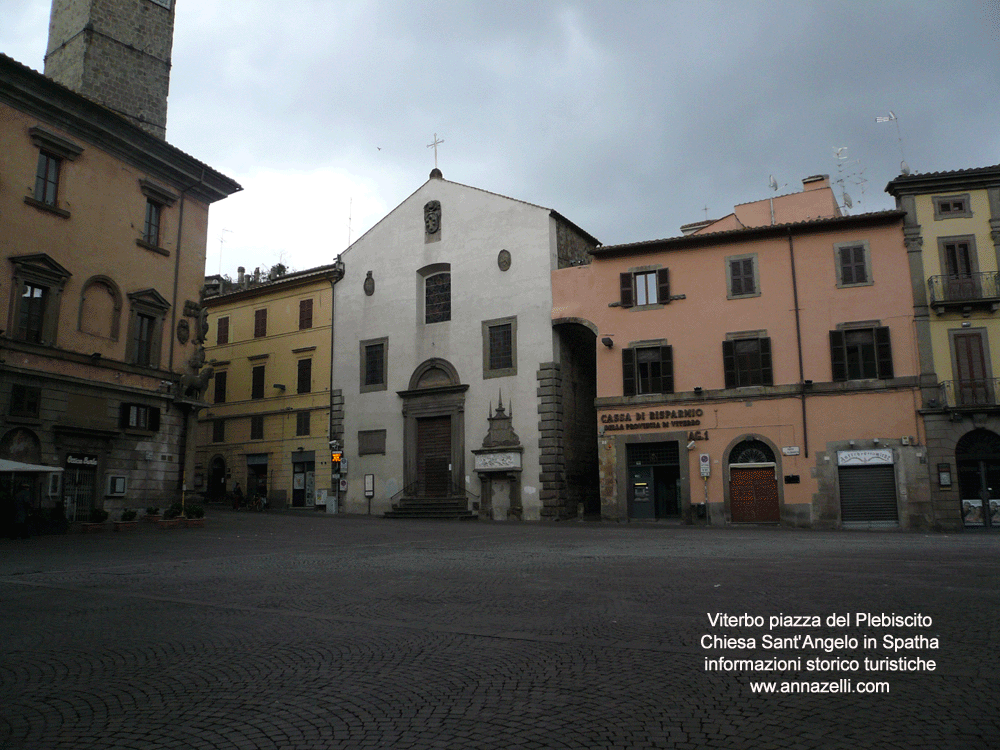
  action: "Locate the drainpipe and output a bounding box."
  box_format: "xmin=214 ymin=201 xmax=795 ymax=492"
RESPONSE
xmin=329 ymin=254 xmax=345 ymax=512
xmin=788 ymin=229 xmax=809 ymax=457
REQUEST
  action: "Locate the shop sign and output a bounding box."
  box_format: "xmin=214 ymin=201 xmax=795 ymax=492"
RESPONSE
xmin=837 ymin=449 xmax=893 ymax=466
xmin=66 ymin=454 xmax=98 ymax=467
xmin=600 ymin=408 xmax=704 ymax=432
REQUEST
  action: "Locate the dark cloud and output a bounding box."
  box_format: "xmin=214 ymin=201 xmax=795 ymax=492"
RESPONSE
xmin=3 ymin=0 xmax=998 ymax=268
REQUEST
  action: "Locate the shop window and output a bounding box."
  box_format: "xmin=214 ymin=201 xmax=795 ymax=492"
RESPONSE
xmin=830 ymin=326 xmax=893 ymax=381
xmin=623 ymin=345 xmax=674 ymax=396
xmin=723 ymin=336 xmax=773 ymax=388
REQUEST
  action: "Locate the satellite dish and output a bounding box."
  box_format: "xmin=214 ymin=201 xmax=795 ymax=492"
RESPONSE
xmin=769 ymin=175 xmax=778 ymax=191
xmin=843 ymin=192 xmax=853 ymax=209
xmin=901 ymin=161 xmax=910 ymax=175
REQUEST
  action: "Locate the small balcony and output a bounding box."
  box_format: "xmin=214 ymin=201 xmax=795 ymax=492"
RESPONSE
xmin=937 ymin=378 xmax=1000 ymax=409
xmin=928 ymin=272 xmax=1000 ymax=315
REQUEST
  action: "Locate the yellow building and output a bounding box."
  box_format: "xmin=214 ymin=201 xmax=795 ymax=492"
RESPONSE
xmin=0 ymin=51 xmax=238 ymax=522
xmin=196 ymin=264 xmax=343 ymax=508
xmin=887 ymin=164 xmax=1000 ymax=530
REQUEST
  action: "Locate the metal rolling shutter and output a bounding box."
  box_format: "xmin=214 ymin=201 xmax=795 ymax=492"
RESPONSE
xmin=839 ymin=465 xmax=898 ymax=528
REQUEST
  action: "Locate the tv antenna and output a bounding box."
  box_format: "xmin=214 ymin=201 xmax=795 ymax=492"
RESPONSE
xmin=832 ymin=146 xmax=868 ymax=214
xmin=768 ymin=175 xmax=786 ymax=225
xmin=876 ymin=111 xmax=909 ymax=174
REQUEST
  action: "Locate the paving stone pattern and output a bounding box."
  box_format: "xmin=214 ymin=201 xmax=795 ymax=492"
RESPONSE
xmin=1 ymin=513 xmax=999 ymax=749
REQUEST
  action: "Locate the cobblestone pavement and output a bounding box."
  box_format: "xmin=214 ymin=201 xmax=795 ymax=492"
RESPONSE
xmin=1 ymin=511 xmax=998 ymax=750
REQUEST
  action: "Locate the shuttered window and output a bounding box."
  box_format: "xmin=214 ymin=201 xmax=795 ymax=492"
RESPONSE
xmin=254 ymin=309 xmax=267 ymax=338
xmin=619 ymin=269 xmax=670 ymax=307
xmin=299 ymin=299 xmax=313 ymax=329
xmin=251 ymin=365 xmax=265 ymax=399
xmin=297 ymin=358 xmax=312 ymax=394
xmin=723 ymin=338 xmax=773 ymax=388
xmin=216 ymin=316 xmax=229 ymax=345
xmin=622 ymin=345 xmax=673 ymax=396
xmin=830 ymin=327 xmax=893 ymax=381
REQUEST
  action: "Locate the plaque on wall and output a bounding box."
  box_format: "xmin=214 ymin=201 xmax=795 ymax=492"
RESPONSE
xmin=474 ymin=452 xmax=522 ymax=471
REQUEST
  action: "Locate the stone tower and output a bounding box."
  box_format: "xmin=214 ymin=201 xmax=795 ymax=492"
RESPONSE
xmin=44 ymin=0 xmax=176 ymax=139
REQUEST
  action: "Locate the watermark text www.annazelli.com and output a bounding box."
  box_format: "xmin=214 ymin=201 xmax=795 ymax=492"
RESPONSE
xmin=702 ymin=612 xmax=940 ymax=694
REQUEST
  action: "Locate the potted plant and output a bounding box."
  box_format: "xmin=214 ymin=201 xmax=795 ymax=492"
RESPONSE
xmin=114 ymin=508 xmax=139 ymax=532
xmin=81 ymin=507 xmax=109 ymax=533
xmin=157 ymin=502 xmax=184 ymax=528
xmin=184 ymin=504 xmax=205 ymax=528
xmin=144 ymin=507 xmax=161 ymax=522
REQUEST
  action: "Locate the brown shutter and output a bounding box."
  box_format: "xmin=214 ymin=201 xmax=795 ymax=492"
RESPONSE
xmin=722 ymin=340 xmax=737 ymax=389
xmin=657 ymin=268 xmax=670 ymax=304
xmin=830 ymin=330 xmax=847 ymax=381
xmin=299 ymin=299 xmax=313 ymax=329
xmin=875 ymin=327 xmax=893 ymax=379
xmin=760 ymin=337 xmax=773 ymax=385
xmin=661 ymin=345 xmax=674 ymax=393
xmin=622 ymin=348 xmax=636 ymax=396
xmin=620 ymin=273 xmax=634 ymax=308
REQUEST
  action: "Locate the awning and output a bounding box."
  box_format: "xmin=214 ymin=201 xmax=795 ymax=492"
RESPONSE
xmin=0 ymin=459 xmax=64 ymax=473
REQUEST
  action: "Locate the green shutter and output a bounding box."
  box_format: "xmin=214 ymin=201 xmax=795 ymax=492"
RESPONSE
xmin=661 ymin=345 xmax=674 ymax=394
xmin=875 ymin=327 xmax=893 ymax=379
xmin=830 ymin=330 xmax=847 ymax=381
xmin=622 ymin=348 xmax=636 ymax=397
xmin=760 ymin=337 xmax=773 ymax=386
xmin=657 ymin=268 xmax=670 ymax=304
xmin=620 ymin=273 xmax=634 ymax=308
xmin=722 ymin=340 xmax=737 ymax=389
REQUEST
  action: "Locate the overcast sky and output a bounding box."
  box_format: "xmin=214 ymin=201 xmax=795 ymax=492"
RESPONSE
xmin=3 ymin=1 xmax=999 ymax=276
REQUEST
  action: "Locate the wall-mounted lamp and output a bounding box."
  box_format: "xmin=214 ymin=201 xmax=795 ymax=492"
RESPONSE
xmin=686 ymin=440 xmax=696 ymax=450
xmin=803 ymin=379 xmax=813 ymax=386
xmin=849 ymin=440 xmax=856 ymax=447
xmin=274 ymin=383 xmax=286 ymax=390
xmin=961 ymin=321 xmax=972 ymax=328
xmin=601 ymin=336 xmax=614 ymax=348
xmin=873 ymin=438 xmax=880 ymax=445
xmin=90 ymin=352 xmax=102 ymax=360
xmin=693 ymin=386 xmax=703 ymax=394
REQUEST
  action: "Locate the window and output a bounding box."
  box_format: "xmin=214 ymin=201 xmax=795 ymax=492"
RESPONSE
xmin=251 ymin=365 xmax=265 ymax=399
xmin=119 ymin=403 xmax=160 ymax=431
xmin=9 ymin=384 xmax=41 ymax=418
xmin=254 ymin=308 xmax=267 ymax=338
xmin=18 ymin=284 xmax=47 ymax=343
xmin=134 ymin=313 xmax=156 ymax=367
xmin=830 ymin=326 xmax=893 ymax=381
xmin=214 ymin=371 xmax=227 ymax=403
xmin=727 ymin=254 xmax=759 ymax=298
xmin=425 ymin=272 xmax=451 ymax=323
xmin=622 ymin=345 xmax=674 ymax=396
xmin=835 ymin=241 xmax=871 ymax=287
xmin=360 ymin=338 xmax=388 ymax=393
xmin=34 ymin=152 xmax=60 ymax=206
xmin=483 ymin=317 xmax=517 ymax=378
xmin=126 ymin=288 xmax=169 ymax=368
xmin=297 ymin=358 xmax=312 ymax=394
xmin=619 ymin=268 xmax=670 ymax=308
xmin=933 ymin=194 xmax=973 ymax=220
xmin=358 ymin=429 xmax=387 ymax=456
xmin=940 ymin=237 xmax=976 ymax=277
xmin=26 ymin=127 xmax=81 ymax=216
xmin=299 ymin=299 xmax=313 ymax=329
xmin=296 ymin=411 xmax=310 ymax=436
xmin=9 ymin=254 xmax=71 ymax=346
xmin=216 ymin=316 xmax=230 ymax=345
xmin=143 ymin=199 xmax=162 ymax=246
xmin=250 ymin=415 xmax=264 ymax=440
xmin=212 ymin=419 xmax=225 ymax=443
xmin=723 ymin=336 xmax=773 ymax=388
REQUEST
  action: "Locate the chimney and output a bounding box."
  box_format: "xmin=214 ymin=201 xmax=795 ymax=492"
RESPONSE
xmin=237 ymin=267 xmax=245 ymax=286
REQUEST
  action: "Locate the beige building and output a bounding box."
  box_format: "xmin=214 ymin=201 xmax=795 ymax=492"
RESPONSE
xmin=887 ymin=164 xmax=1000 ymax=530
xmin=197 ymin=264 xmax=343 ymax=508
xmin=0 ymin=2 xmax=239 ymax=524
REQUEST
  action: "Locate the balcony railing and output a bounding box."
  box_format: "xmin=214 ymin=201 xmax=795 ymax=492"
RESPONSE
xmin=938 ymin=378 xmax=1000 ymax=408
xmin=928 ymin=272 xmax=1000 ymax=311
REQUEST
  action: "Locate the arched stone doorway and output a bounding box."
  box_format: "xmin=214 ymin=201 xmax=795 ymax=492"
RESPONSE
xmin=956 ymin=429 xmax=1000 ymax=529
xmin=726 ymin=436 xmax=780 ymax=523
xmin=399 ymin=359 xmax=468 ymax=497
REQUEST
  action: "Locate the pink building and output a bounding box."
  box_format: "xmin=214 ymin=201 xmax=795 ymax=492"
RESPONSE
xmin=553 ymin=178 xmax=932 ymax=528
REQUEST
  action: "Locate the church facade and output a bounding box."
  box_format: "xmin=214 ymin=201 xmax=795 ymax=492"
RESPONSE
xmin=332 ymin=170 xmax=599 ymax=520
